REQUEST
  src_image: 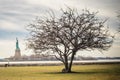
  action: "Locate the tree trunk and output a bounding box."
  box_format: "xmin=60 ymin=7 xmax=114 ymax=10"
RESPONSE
xmin=68 ymin=51 xmax=76 ymax=72
xmin=62 ymin=54 xmax=69 ymax=73
xmin=65 ymin=54 xmax=68 ymax=71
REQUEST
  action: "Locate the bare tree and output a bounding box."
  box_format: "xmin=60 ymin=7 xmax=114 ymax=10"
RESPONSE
xmin=26 ymin=8 xmax=113 ymax=73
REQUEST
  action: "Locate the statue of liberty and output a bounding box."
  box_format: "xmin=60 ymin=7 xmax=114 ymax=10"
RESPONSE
xmin=14 ymin=38 xmax=21 ymax=60
xmin=16 ymin=38 xmax=20 ymax=50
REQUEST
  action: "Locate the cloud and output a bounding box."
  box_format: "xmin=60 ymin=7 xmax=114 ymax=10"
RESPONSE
xmin=104 ymin=44 xmax=120 ymax=57
xmin=25 ymin=0 xmax=67 ymax=10
xmin=0 ymin=0 xmax=52 ymax=32
xmin=0 ymin=0 xmax=119 ymax=32
xmin=0 ymin=40 xmax=15 ymax=58
xmin=0 ymin=20 xmax=25 ymax=31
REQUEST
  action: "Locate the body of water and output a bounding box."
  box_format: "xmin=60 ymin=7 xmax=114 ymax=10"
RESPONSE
xmin=0 ymin=59 xmax=120 ymax=66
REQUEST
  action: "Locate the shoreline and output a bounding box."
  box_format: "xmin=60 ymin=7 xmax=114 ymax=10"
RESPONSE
xmin=0 ymin=60 xmax=120 ymax=67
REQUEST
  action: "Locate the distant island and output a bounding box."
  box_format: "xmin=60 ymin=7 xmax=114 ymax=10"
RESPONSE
xmin=1 ymin=55 xmax=120 ymax=61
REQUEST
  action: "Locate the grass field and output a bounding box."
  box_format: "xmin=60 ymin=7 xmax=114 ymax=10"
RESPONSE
xmin=0 ymin=64 xmax=120 ymax=80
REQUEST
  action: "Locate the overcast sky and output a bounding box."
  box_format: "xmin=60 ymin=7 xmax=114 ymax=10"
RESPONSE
xmin=0 ymin=0 xmax=120 ymax=58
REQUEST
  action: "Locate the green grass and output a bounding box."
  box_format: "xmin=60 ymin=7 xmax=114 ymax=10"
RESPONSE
xmin=0 ymin=64 xmax=120 ymax=80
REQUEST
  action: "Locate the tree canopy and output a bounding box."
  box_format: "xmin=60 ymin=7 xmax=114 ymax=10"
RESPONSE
xmin=27 ymin=8 xmax=113 ymax=73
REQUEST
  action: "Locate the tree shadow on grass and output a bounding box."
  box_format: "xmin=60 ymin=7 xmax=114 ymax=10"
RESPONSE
xmin=36 ymin=68 xmax=120 ymax=75
xmin=42 ymin=71 xmax=113 ymax=75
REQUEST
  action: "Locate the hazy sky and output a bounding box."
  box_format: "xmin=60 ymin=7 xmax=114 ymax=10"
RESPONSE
xmin=0 ymin=0 xmax=120 ymax=58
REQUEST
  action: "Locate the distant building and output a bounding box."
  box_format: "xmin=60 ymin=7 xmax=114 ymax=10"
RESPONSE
xmin=14 ymin=38 xmax=21 ymax=60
